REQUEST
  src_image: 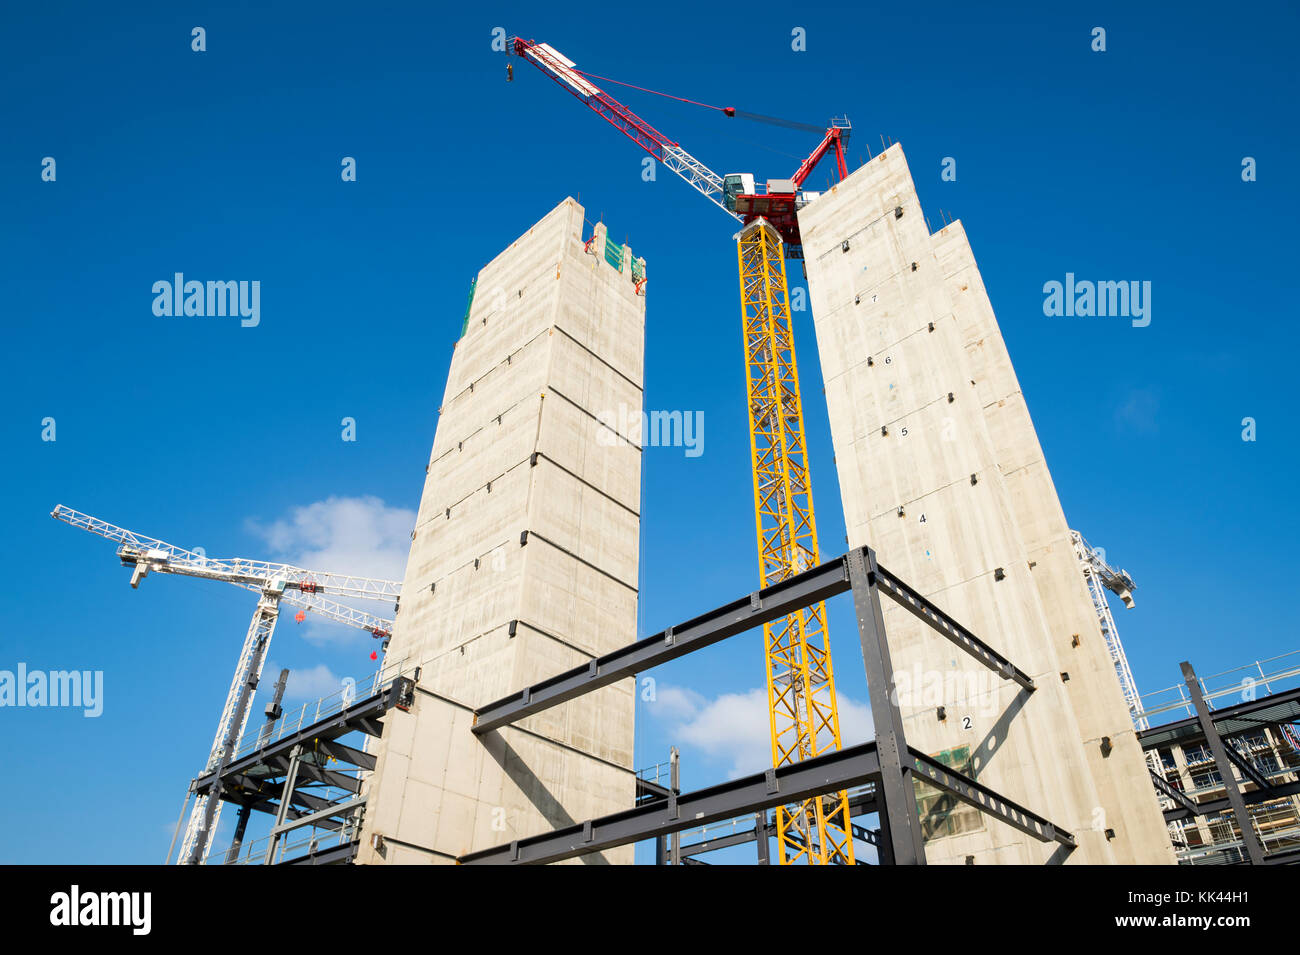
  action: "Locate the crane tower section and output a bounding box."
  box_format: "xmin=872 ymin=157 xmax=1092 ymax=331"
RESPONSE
xmin=1071 ymin=530 xmax=1144 ymax=730
xmin=739 ymin=220 xmax=854 ymax=864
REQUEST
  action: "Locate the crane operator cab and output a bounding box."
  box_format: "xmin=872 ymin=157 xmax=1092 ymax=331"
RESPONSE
xmin=722 ymin=173 xmax=755 ymax=212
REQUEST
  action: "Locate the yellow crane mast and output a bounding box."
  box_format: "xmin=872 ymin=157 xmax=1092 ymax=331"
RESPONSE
xmin=739 ymin=221 xmax=854 ymax=864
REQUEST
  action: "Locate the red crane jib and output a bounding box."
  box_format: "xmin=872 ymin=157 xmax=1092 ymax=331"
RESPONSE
xmin=513 ymin=36 xmax=849 ymax=253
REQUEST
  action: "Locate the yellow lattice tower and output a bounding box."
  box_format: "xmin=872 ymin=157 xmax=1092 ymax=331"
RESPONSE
xmin=737 ymin=219 xmax=854 ymax=865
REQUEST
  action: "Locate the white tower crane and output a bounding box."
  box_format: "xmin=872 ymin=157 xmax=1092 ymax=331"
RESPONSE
xmin=1070 ymin=529 xmax=1145 ymax=730
xmin=50 ymin=505 xmax=401 ymax=864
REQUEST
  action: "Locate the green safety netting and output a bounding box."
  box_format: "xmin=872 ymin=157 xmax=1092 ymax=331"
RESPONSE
xmin=460 ymin=277 xmax=477 ymax=338
xmin=604 ymin=236 xmax=624 ymax=272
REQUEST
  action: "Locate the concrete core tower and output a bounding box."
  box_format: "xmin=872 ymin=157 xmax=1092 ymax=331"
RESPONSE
xmin=797 ymin=144 xmax=1174 ymax=864
xmin=357 ymin=198 xmax=646 ymax=864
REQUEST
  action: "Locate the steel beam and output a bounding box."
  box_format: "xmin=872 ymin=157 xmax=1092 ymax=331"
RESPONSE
xmin=461 ymin=546 xmax=1061 ymax=865
xmin=262 ymin=744 xmax=304 ymax=865
xmin=872 ymin=562 xmax=1035 ymax=693
xmin=1222 ymin=744 xmax=1275 ymax=792
xmin=1139 ymin=686 xmax=1300 ymax=750
xmin=679 ymin=827 xmax=763 ymax=858
xmin=459 ymin=741 xmax=883 ymax=865
xmin=269 ymin=795 xmax=366 ymax=840
xmin=850 ymin=548 xmax=927 ymax=865
xmin=192 ymin=677 xmax=408 ymax=799
xmin=471 ymin=555 xmax=852 ymax=735
xmin=907 ymin=749 xmax=1075 ymax=849
xmin=472 ymin=548 xmax=1037 ymax=739
xmin=1162 ymin=778 xmax=1300 ymax=824
xmin=677 ymin=787 xmax=880 ymax=861
xmin=1181 ymin=661 xmax=1265 ymax=864
xmin=282 ymin=840 xmax=359 ymax=866
xmin=1149 ymin=768 xmax=1202 ymax=817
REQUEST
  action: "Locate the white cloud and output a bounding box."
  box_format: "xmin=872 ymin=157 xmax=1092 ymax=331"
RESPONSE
xmin=279 ymin=662 xmax=346 ymax=702
xmin=246 ymin=495 xmax=414 ymax=581
xmin=649 ymin=683 xmax=872 ymax=779
xmin=653 ymin=684 xmax=706 ymax=722
xmin=246 ymin=496 xmax=414 ymax=646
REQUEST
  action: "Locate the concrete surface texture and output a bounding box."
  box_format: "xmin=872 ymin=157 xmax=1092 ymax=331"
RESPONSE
xmin=797 ymin=144 xmax=1174 ymax=864
xmin=356 ymin=198 xmax=646 ymax=864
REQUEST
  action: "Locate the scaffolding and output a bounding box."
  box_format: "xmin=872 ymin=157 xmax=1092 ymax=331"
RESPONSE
xmin=1139 ymin=660 xmax=1300 ymax=866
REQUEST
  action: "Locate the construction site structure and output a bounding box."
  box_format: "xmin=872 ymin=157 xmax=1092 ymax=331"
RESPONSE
xmin=510 ymin=34 xmax=856 ymax=864
xmin=1071 ymin=530 xmax=1144 ymax=729
xmin=50 ymin=506 xmax=400 ymax=864
xmin=354 ymin=198 xmax=647 ymax=863
xmin=796 ymin=144 xmax=1175 ymax=862
xmin=1139 ymin=651 xmax=1300 ymax=864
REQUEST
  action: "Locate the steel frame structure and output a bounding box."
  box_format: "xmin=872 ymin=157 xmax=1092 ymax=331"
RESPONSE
xmin=1139 ymin=668 xmax=1300 ymax=865
xmin=466 ymin=545 xmax=1072 ymax=865
xmin=667 ymin=786 xmax=881 ymax=864
xmin=168 ymin=672 xmax=417 ymax=865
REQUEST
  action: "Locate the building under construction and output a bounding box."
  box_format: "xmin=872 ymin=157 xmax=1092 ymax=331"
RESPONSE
xmin=54 ymin=36 xmax=1300 ymax=867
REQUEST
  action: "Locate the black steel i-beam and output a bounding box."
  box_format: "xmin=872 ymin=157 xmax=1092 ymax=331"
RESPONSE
xmin=471 ymin=554 xmax=853 ymax=735
xmin=849 ymin=547 xmax=928 ymax=865
xmin=473 ymin=546 xmax=1036 ymax=737
xmin=458 ymin=741 xmax=883 ymax=865
xmin=1181 ymin=661 xmax=1266 ymax=864
xmin=908 ymin=749 xmax=1076 ymax=849
xmin=872 ymin=562 xmax=1036 ymax=693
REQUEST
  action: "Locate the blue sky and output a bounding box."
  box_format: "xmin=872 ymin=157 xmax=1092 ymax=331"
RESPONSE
xmin=1 ymin=1 xmax=1297 ymax=864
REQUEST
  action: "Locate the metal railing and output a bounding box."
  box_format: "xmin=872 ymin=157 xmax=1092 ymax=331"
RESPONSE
xmin=1136 ymin=649 xmax=1300 ymax=724
xmin=221 ymin=804 xmax=365 ymax=866
xmin=226 ymin=657 xmax=411 ymax=764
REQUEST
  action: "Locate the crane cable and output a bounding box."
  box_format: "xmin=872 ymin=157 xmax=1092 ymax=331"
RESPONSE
xmin=571 ymin=68 xmax=829 ymax=135
xmin=571 ymin=68 xmax=728 ymax=113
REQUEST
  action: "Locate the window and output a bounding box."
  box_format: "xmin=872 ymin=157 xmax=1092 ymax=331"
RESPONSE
xmin=914 ymin=745 xmax=985 ymax=841
xmin=1191 ymin=769 xmax=1223 ymax=789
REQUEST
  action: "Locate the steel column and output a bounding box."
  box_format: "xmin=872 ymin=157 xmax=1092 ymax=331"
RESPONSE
xmin=755 ymin=812 xmax=770 ymax=865
xmin=263 ymin=743 xmax=304 ymax=865
xmin=1181 ymin=661 xmax=1265 ymax=864
xmin=669 ymin=747 xmax=681 ymax=866
xmin=848 ymin=547 xmax=927 ymax=865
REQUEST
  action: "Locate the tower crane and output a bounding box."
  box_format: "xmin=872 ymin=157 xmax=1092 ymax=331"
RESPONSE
xmin=509 ymin=37 xmax=854 ymax=864
xmin=50 ymin=505 xmax=400 ymax=864
xmin=1070 ymin=530 xmax=1144 ymax=730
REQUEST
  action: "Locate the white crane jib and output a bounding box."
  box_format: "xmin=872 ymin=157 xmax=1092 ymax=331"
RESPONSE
xmin=50 ymin=505 xmax=402 ymax=864
xmin=51 ymin=505 xmax=401 ymax=603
